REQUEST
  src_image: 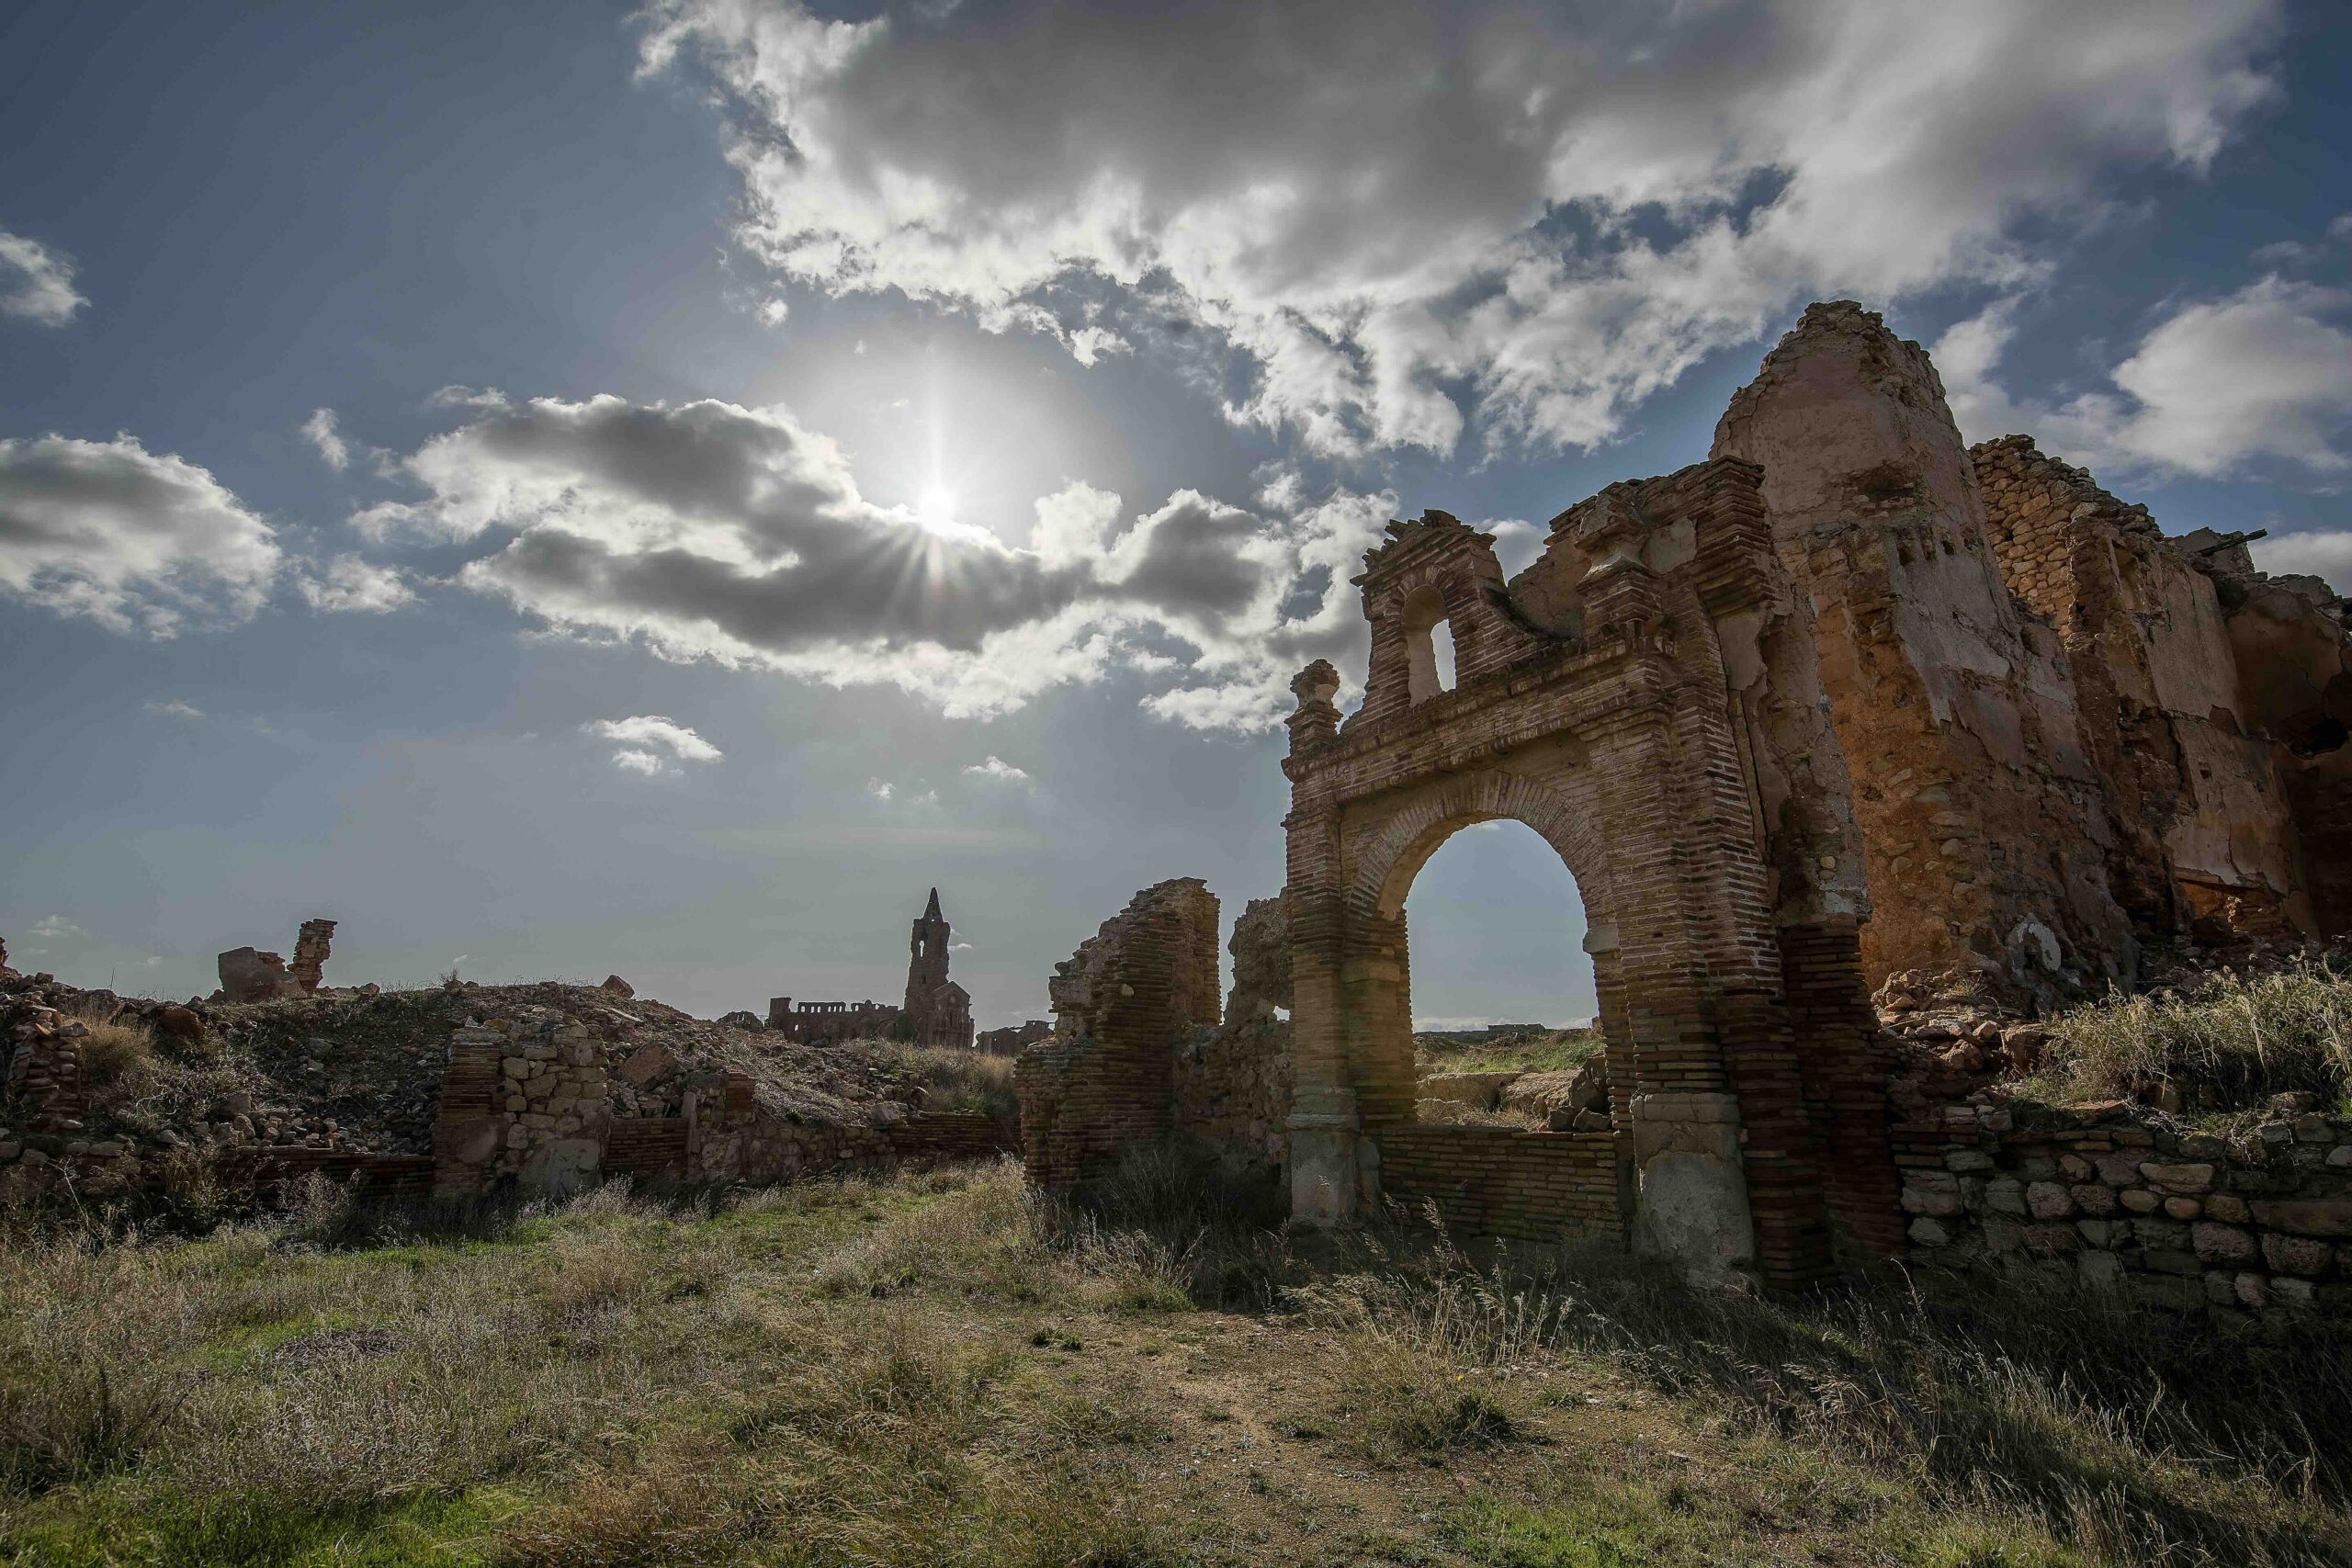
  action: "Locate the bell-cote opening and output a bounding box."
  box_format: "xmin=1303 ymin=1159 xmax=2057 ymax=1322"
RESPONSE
xmin=1403 ymin=584 xmax=1456 ymax=704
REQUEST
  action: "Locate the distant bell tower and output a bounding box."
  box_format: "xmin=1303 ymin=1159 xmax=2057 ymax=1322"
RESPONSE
xmin=904 ymin=887 xmax=952 ymax=1021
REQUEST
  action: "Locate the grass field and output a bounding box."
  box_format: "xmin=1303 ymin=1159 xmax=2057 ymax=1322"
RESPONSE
xmin=4 ymin=1156 xmax=2347 ymax=1567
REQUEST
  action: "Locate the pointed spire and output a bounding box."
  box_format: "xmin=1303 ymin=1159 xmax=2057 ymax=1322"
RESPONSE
xmin=923 ymin=886 xmax=943 ymax=922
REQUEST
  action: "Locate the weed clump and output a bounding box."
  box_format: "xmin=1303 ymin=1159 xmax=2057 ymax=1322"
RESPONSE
xmin=2036 ymin=955 xmax=2352 ymax=1109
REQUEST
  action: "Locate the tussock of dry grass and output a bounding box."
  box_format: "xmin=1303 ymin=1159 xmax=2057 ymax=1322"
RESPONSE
xmin=2037 ymin=956 xmax=2352 ymax=1110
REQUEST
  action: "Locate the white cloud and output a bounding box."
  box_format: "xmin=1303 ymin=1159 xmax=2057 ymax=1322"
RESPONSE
xmin=866 ymin=777 xmax=894 ymax=801
xmin=303 ymin=408 xmax=350 ymax=469
xmin=948 ymin=941 xmax=973 ymax=951
xmin=1941 ymin=277 xmax=2352 ymax=478
xmin=641 ymin=0 xmax=2279 ymax=457
xmin=610 ymin=748 xmax=672 ymax=776
xmin=757 ymin=297 xmax=789 ymax=326
xmin=588 ymin=715 xmax=724 ymax=777
xmin=28 ymin=914 xmax=83 ymax=940
xmin=298 ymin=555 xmax=415 ymax=614
xmin=0 ymin=228 xmax=86 ymax=326
xmin=0 ymin=433 xmax=282 ymax=636
xmin=143 ymin=699 xmax=206 ymax=719
xmin=962 ymin=754 xmax=1029 ymax=783
xmin=364 ymin=392 xmax=1389 ymax=727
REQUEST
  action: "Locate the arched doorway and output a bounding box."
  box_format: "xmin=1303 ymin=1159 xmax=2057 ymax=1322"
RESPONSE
xmin=1397 ymin=818 xmax=1594 ymax=1047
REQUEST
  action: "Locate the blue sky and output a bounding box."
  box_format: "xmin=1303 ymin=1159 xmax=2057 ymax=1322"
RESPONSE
xmin=2 ymin=0 xmax=2346 ymax=1028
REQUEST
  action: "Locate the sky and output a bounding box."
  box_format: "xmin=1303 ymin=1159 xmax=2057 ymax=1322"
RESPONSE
xmin=2 ymin=0 xmax=2347 ymax=1031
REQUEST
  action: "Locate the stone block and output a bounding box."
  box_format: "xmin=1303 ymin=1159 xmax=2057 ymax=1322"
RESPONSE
xmin=2261 ymin=1234 xmax=2331 ymax=1276
xmin=2139 ymin=1162 xmax=2214 ymax=1194
xmin=2191 ymin=1222 xmax=2256 ymax=1265
xmin=1908 ymin=1216 xmax=1951 ymax=1247
xmin=2119 ymin=1189 xmax=2160 ymax=1213
xmin=2094 ymin=1154 xmax=2143 ymax=1186
xmin=1945 ymin=1148 xmax=1994 ymax=1173
xmin=2270 ymin=1277 xmax=2317 ymax=1309
xmin=2024 ymin=1181 xmax=2074 ymax=1220
xmin=2247 ymin=1200 xmax=2352 ymax=1237
xmin=2070 ymin=1183 xmax=2116 ymax=1216
xmin=1983 ymin=1178 xmax=2027 ymax=1215
xmin=2203 ymin=1193 xmax=2251 ymax=1224
xmin=2078 ymin=1252 xmax=2123 ymax=1292
xmin=2163 ymin=1197 xmax=2201 ymax=1221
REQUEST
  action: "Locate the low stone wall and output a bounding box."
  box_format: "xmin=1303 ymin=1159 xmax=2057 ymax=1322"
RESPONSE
xmin=1896 ymin=1099 xmax=2352 ymax=1320
xmin=1378 ymin=1124 xmax=1623 ymax=1246
xmin=433 ymin=1012 xmax=610 ymax=1197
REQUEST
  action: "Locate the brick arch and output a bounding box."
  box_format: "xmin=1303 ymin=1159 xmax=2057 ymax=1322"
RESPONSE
xmin=1348 ymin=768 xmax=1611 ymax=926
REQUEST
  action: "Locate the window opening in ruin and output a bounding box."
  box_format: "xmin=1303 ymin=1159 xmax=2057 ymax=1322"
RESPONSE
xmin=1400 ymin=818 xmax=1597 ymax=1122
xmin=1402 ymin=583 xmax=1455 ymax=702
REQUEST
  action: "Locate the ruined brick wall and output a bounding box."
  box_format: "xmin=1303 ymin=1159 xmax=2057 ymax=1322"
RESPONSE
xmin=1379 ymin=1126 xmax=1620 ymax=1245
xmin=1712 ymin=303 xmax=2132 ymax=998
xmin=1898 ymin=1099 xmax=2352 ymax=1322
xmin=1170 ymin=895 xmax=1294 ymax=1181
xmin=1014 ymin=878 xmax=1221 ymax=1190
xmin=1973 ymin=436 xmax=2310 ymax=939
xmin=1285 ymin=475 xmax=1901 ymax=1291
xmin=288 ymin=919 xmax=336 ymax=993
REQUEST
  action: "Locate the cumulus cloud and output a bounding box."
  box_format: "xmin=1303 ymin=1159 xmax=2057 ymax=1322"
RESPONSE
xmin=640 ymin=0 xmax=2279 ymax=457
xmin=1942 ymin=277 xmax=2352 ymax=478
xmin=962 ymin=755 xmax=1029 ymax=783
xmin=0 ymin=433 xmax=282 ymax=635
xmin=28 ymin=915 xmax=83 ymax=940
xmin=588 ymin=715 xmax=724 ymax=776
xmin=299 ymin=555 xmax=415 ymax=614
xmin=363 ymin=392 xmax=1389 ymax=724
xmin=0 ymin=229 xmax=85 ymax=326
xmin=303 ymin=408 xmax=350 ymax=469
xmin=865 ymin=777 xmax=894 ymax=801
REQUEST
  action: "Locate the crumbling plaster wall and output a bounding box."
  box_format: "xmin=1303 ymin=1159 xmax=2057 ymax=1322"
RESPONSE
xmin=1713 ymin=303 xmax=2134 ymax=999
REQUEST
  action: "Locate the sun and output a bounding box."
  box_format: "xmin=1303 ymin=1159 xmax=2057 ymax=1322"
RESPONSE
xmin=918 ymin=484 xmax=956 ymax=525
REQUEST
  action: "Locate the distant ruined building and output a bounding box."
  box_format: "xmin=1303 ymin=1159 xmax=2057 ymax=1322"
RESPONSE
xmin=769 ymin=888 xmax=974 ymax=1050
xmin=1014 ymin=300 xmax=2352 ymax=1298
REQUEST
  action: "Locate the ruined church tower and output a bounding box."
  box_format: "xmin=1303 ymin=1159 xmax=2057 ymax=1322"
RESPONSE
xmin=900 ymin=888 xmax=973 ymax=1048
xmin=906 ymin=887 xmax=951 ymax=1010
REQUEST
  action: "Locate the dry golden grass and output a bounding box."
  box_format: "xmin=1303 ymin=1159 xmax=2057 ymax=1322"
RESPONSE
xmin=2036 ymin=956 xmax=2352 ymax=1110
xmin=1 ymin=1156 xmax=2345 ymax=1565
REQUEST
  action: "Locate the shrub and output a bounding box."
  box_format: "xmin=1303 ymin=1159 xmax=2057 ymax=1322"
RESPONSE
xmin=2037 ymin=956 xmax=2352 ymax=1109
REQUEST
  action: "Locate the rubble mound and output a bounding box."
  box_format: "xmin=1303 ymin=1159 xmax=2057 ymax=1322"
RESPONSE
xmin=1 ymin=969 xmax=1010 ymax=1213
